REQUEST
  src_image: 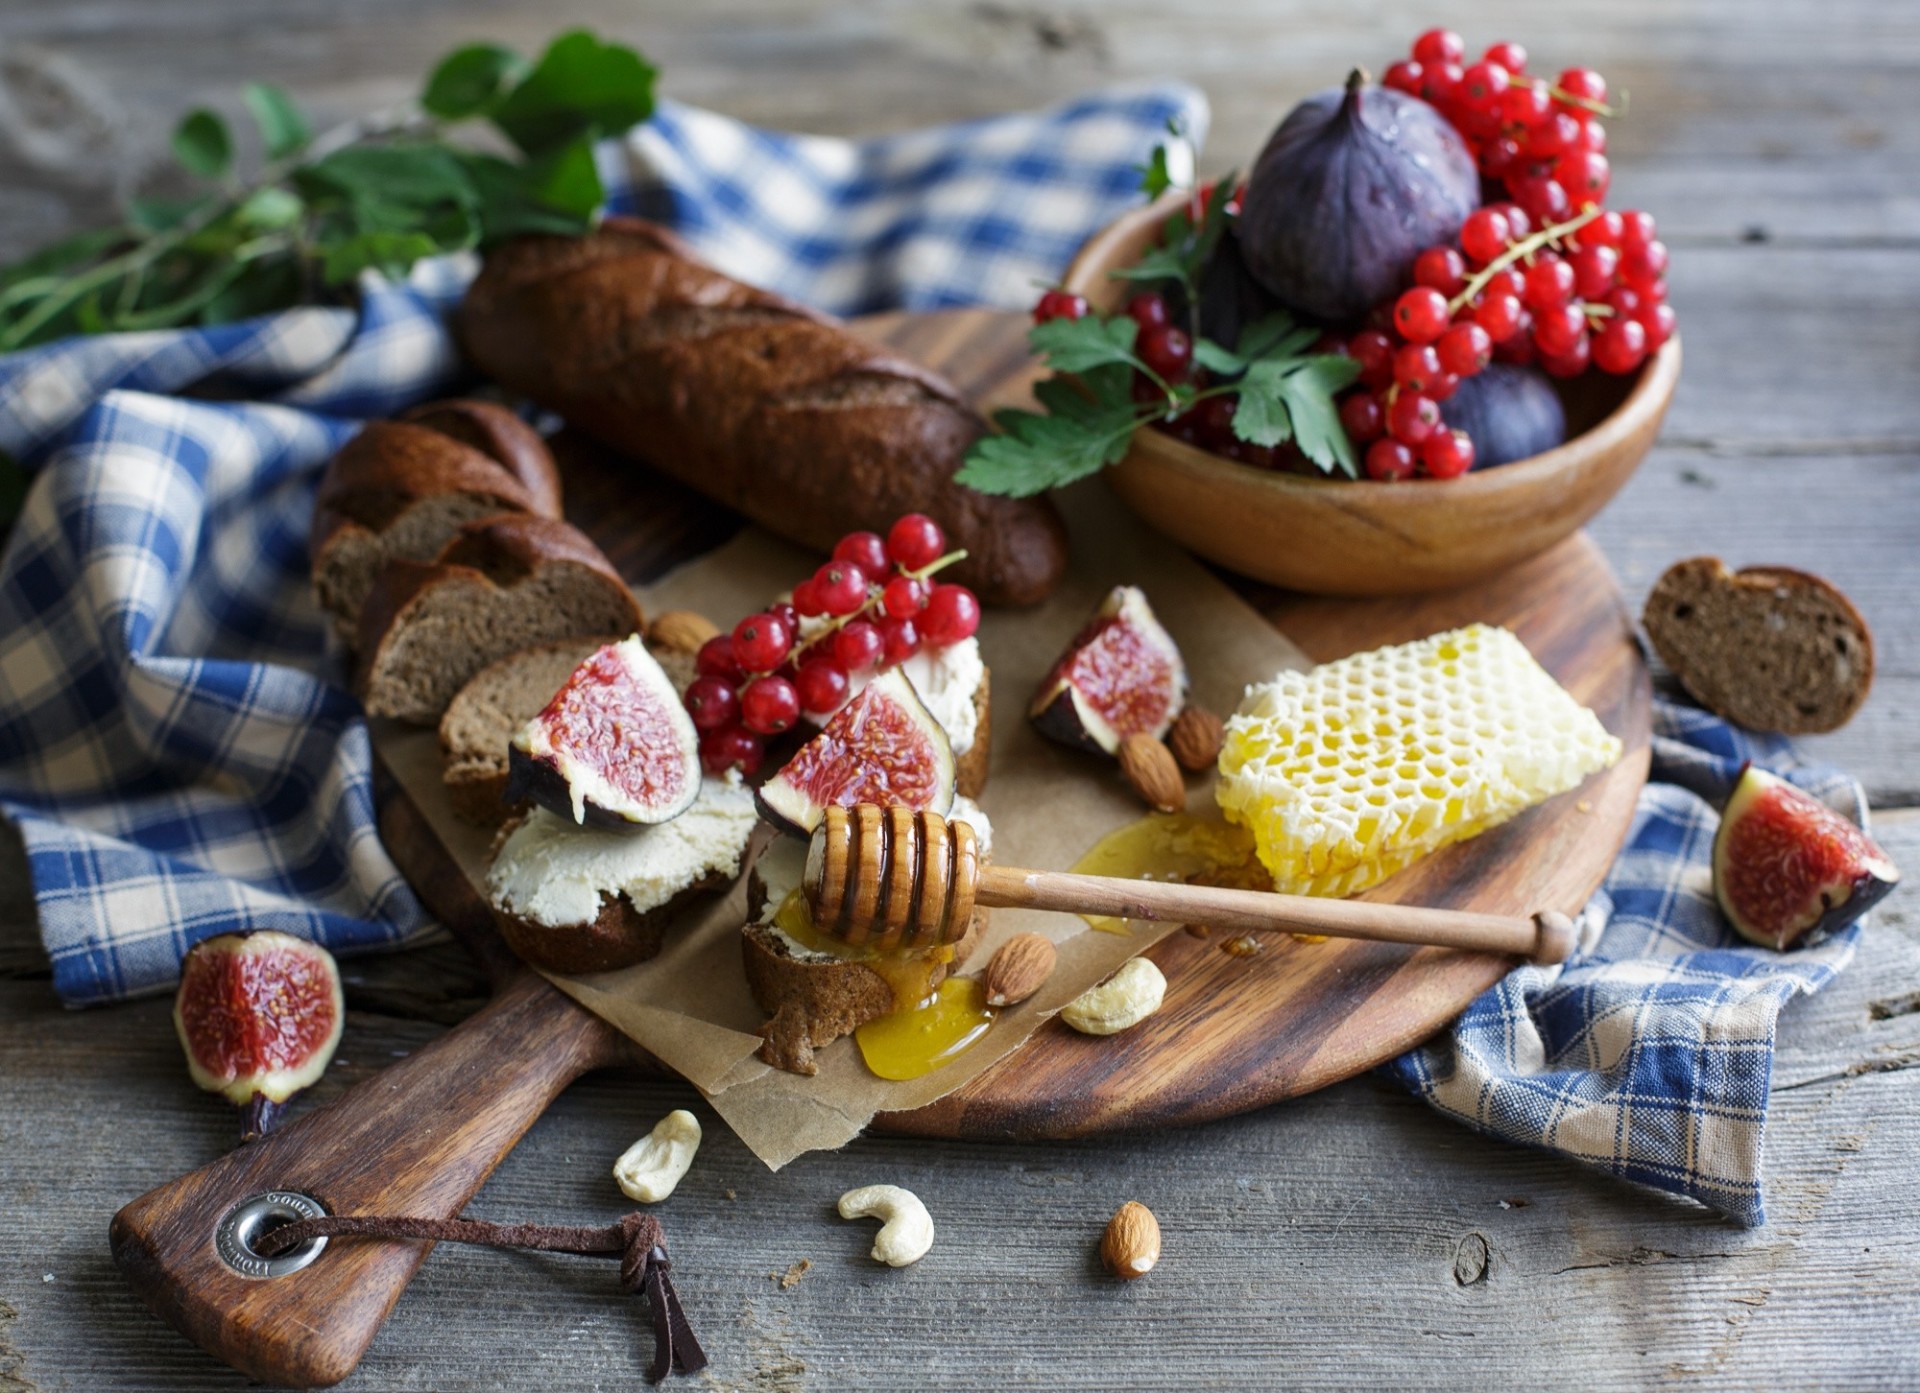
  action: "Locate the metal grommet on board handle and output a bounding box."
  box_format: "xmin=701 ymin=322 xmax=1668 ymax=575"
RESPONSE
xmin=215 ymin=1191 xmax=329 ymax=1279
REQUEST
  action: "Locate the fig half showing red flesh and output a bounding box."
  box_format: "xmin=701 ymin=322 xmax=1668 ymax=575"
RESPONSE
xmin=173 ymin=931 xmax=344 ymax=1141
xmin=1029 ymin=585 xmax=1188 ymax=756
xmin=505 ymin=634 xmax=701 ymax=828
xmin=757 ymin=667 xmax=955 ymax=837
xmin=1713 ymin=764 xmax=1900 ymax=951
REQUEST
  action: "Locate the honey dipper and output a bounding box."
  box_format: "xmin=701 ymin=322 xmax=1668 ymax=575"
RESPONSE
xmin=803 ymin=805 xmax=1578 ymax=964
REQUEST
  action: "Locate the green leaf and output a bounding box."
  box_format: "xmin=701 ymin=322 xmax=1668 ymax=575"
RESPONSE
xmin=1137 ymin=143 xmax=1173 ymax=200
xmin=172 ymin=108 xmax=233 ymax=179
xmin=234 ymin=186 xmax=305 ymax=231
xmin=0 ymin=226 xmax=121 ymax=293
xmin=320 ymin=230 xmax=441 ymax=285
xmin=1028 ymin=314 xmax=1138 ymax=374
xmin=422 ymin=43 xmax=526 ymax=120
xmin=1230 ymin=374 xmax=1294 ymax=450
xmin=243 ymin=82 xmax=310 ymax=159
xmin=488 ymin=30 xmax=656 ymax=156
xmin=1275 ymin=355 xmax=1362 ymax=476
xmin=128 ymin=195 xmax=214 ymax=235
xmin=458 ymin=153 xmax=597 ymax=241
xmin=1105 ymin=244 xmax=1190 ymax=287
xmin=518 ymin=136 xmax=605 ymax=219
xmin=957 ymin=362 xmax=1144 ymax=498
xmin=300 ymin=144 xmax=474 ymax=211
xmin=202 ymin=256 xmax=303 ymax=323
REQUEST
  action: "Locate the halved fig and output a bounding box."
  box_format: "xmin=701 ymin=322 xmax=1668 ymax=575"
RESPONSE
xmin=1029 ymin=585 xmax=1188 ymax=755
xmin=505 ymin=634 xmax=701 ymax=827
xmin=1713 ymin=764 xmax=1900 ymax=950
xmin=757 ymin=668 xmax=955 ymax=837
xmin=173 ymin=931 xmax=344 ymax=1141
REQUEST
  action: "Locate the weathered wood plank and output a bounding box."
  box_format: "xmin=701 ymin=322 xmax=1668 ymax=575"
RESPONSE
xmin=1 ymin=813 xmax=1915 ymax=1390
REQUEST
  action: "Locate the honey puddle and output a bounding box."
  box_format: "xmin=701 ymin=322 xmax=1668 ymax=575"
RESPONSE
xmin=1067 ymin=812 xmax=1266 ymax=933
xmin=773 ymin=888 xmax=995 ymax=1082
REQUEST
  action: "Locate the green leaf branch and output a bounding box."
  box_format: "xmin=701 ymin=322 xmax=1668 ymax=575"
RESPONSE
xmin=0 ymin=29 xmax=656 ymax=353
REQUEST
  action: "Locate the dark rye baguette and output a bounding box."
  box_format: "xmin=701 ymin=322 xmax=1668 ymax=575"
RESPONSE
xmin=356 ymin=514 xmax=644 ymax=725
xmin=311 ymin=401 xmax=563 ymax=639
xmin=1642 ymin=557 xmax=1874 ymax=735
xmin=458 ymin=216 xmax=1069 ymax=607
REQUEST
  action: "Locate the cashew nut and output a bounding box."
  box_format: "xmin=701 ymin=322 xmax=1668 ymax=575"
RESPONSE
xmin=837 ymin=1184 xmax=933 ymax=1267
xmin=612 ymin=1109 xmax=702 ymax=1203
xmin=1061 ymin=956 xmax=1166 ymax=1035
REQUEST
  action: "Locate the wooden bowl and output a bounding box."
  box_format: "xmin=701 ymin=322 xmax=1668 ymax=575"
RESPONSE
xmin=1061 ymin=196 xmax=1681 ymax=596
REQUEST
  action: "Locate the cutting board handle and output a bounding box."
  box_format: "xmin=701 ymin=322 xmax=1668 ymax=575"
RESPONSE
xmin=110 ymin=970 xmax=624 ymax=1388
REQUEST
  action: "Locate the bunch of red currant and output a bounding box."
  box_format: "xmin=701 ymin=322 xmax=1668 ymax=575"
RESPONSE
xmin=683 ymin=514 xmax=982 ymax=775
xmin=1342 ymin=30 xmax=1675 ymax=481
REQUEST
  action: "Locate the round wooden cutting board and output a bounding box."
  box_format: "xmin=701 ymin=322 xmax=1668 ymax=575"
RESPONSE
xmin=565 ymin=306 xmax=1653 ymax=1140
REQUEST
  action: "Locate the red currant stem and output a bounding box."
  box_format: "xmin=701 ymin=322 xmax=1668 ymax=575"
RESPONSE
xmin=787 ymin=547 xmax=973 ymax=663
xmin=1584 ymin=302 xmax=1615 ymax=320
xmin=1446 ymin=204 xmax=1606 ymax=315
xmin=1546 ymin=83 xmax=1624 ymax=119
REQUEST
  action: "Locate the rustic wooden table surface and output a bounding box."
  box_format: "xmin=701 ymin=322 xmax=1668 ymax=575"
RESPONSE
xmin=2 ymin=1 xmax=1917 ymax=1388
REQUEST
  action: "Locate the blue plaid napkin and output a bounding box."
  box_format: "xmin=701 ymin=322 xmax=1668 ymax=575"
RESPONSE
xmin=0 ymin=83 xmax=1878 ymax=1224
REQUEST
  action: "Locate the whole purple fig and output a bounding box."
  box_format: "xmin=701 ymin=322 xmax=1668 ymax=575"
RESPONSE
xmin=1239 ymin=70 xmax=1478 ymax=323
xmin=1438 ymin=363 xmax=1567 ymax=468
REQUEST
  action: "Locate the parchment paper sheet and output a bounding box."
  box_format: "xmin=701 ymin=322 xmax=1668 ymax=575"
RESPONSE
xmin=378 ymin=480 xmax=1308 ymax=1167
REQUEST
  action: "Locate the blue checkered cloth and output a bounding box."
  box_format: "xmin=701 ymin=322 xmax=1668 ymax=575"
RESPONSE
xmin=0 ymin=84 xmax=1878 ymax=1224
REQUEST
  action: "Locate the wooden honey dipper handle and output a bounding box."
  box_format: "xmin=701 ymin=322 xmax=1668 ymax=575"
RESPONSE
xmin=805 ymin=805 xmax=1578 ymax=966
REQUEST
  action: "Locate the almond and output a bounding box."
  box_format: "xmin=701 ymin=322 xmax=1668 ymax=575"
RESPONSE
xmin=983 ymin=932 xmax=1056 ymax=1007
xmin=1118 ymin=734 xmax=1184 ymax=813
xmin=1167 ymin=705 xmax=1224 ymax=773
xmin=648 ymin=609 xmax=720 ymax=656
xmin=1100 ymin=1200 xmax=1161 ymax=1280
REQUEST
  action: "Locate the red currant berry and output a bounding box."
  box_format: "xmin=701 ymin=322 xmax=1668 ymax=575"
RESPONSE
xmin=1191 ymin=394 xmax=1239 ymax=450
xmin=1483 ymin=266 xmax=1526 ymax=301
xmin=700 ymin=724 xmax=764 ymax=777
xmin=694 ymin=635 xmax=742 ymax=681
xmin=1484 ymin=40 xmax=1528 ymax=74
xmin=1421 ymin=429 xmax=1476 ymax=479
xmin=1138 ymin=324 xmax=1193 ymax=381
xmin=885 ymin=513 xmax=947 ymax=570
xmin=1383 ymin=59 xmax=1424 ymax=95
xmin=1592 ymin=316 xmax=1649 ymax=374
xmin=1388 ymin=391 xmax=1441 ymax=445
xmin=731 ymin=612 xmax=793 ymax=673
xmin=1393 ymin=287 xmax=1451 ymax=344
xmin=1556 ymin=151 xmax=1610 ymax=204
xmin=1413 ymin=246 xmax=1468 ymax=296
xmin=1365 ymin=438 xmax=1417 ymax=482
xmin=832 ymin=618 xmax=884 ymax=672
xmin=1533 ymin=302 xmax=1588 ymax=357
xmin=1420 ymin=61 xmax=1464 ymax=108
xmin=739 ymin=674 xmax=799 ymax=735
xmin=1459 ymin=60 xmax=1511 ymax=110
xmin=1637 ymin=302 xmax=1677 ymax=351
xmin=1618 ymin=210 xmax=1658 ymax=252
xmin=1393 ymin=343 xmax=1443 ymax=395
xmin=813 ymin=560 xmax=870 ymax=617
xmin=1575 ymin=118 xmax=1608 ymax=154
xmin=1497 ymin=79 xmax=1552 ymax=133
xmin=1557 ymin=67 xmax=1607 ymax=105
xmin=683 ymin=675 xmax=739 ymax=731
xmin=1496 ymin=327 xmax=1538 ymax=365
xmin=1523 ymin=254 xmax=1576 ymax=311
xmin=882 ymin=574 xmax=929 ymax=618
xmin=1437 ymin=322 xmax=1494 ymax=376
xmin=1339 ymin=391 xmax=1386 ymax=444
xmin=1349 ymin=329 xmax=1396 ymax=387
xmin=769 ymin=601 xmax=799 ymax=637
xmin=1460 ymin=207 xmax=1512 ymax=265
xmin=1427 ymin=371 xmax=1460 ymax=402
xmin=1473 ymin=292 xmax=1525 ymax=343
xmin=1605 ymin=285 xmax=1643 ymax=318
xmin=1494 ymin=202 xmax=1532 ymax=239
xmin=920 ymin=584 xmax=981 ymax=645
xmin=1513 ymin=175 xmax=1571 ymax=224
xmin=1568 ymin=244 xmax=1620 ymax=300
xmin=1527 ymin=110 xmax=1582 ymax=159
xmin=794 ymin=659 xmax=850 ymax=715
xmin=1125 ymin=292 xmax=1170 ymax=331
xmin=833 ymin=530 xmax=890 ymax=578
xmin=878 ymin=615 xmax=921 ymax=666
xmin=1033 ymin=289 xmax=1088 ymax=323
xmin=1478 ymin=136 xmax=1524 ymax=179
xmin=1412 ymin=28 xmax=1465 ymax=66
xmin=791 ymin=577 xmax=825 ymax=618
xmin=1540 ymin=335 xmax=1593 ymax=378
xmin=1622 ymin=239 xmax=1670 ymax=283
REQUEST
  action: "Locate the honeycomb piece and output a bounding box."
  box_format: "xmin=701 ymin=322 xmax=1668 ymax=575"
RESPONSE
xmin=1215 ymin=624 xmax=1622 ymax=898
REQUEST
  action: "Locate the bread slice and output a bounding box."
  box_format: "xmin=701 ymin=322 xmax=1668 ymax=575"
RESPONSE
xmin=1643 ymin=557 xmax=1873 ymax=734
xmin=356 ymin=514 xmax=644 ymax=725
xmin=439 ymin=636 xmax=614 ymax=826
xmin=741 ymin=837 xmax=985 ymax=1076
xmin=311 ymin=412 xmax=563 ymax=641
xmin=485 ymin=778 xmax=759 ymax=974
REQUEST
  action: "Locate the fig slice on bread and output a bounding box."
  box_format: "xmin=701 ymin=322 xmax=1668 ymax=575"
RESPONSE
xmin=505 ymin=635 xmax=702 ymax=828
xmin=756 ymin=668 xmax=955 ymax=838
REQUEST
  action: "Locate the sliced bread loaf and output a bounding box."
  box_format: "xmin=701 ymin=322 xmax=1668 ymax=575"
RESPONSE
xmin=356 ymin=514 xmax=644 ymax=725
xmin=1642 ymin=557 xmax=1873 ymax=734
xmin=311 ymin=409 xmax=563 ymax=640
xmin=398 ymin=399 xmax=563 ymax=515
